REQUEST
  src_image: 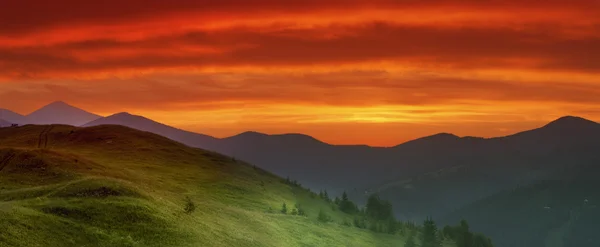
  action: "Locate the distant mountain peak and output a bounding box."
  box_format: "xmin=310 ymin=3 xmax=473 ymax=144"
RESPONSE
xmin=0 ymin=109 xmax=27 ymax=124
xmin=27 ymin=101 xmax=101 ymax=126
xmin=543 ymin=116 xmax=598 ymax=129
xmin=415 ymin=132 xmax=460 ymax=142
xmin=394 ymin=132 xmax=460 ymax=148
xmin=231 ymin=131 xmax=269 ymax=139
xmin=239 ymin=130 xmax=267 ymax=136
xmin=226 ymin=131 xmax=326 ymax=145
xmin=47 ymin=100 xmax=69 ymax=106
xmin=429 ymin=132 xmax=459 ymax=138
xmin=97 ymin=112 xmax=155 ymax=123
xmin=34 ymin=101 xmax=86 ymax=112
xmin=111 ymin=112 xmax=136 ymax=117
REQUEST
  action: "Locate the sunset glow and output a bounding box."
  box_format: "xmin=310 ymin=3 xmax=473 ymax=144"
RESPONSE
xmin=1 ymin=0 xmax=599 ymax=146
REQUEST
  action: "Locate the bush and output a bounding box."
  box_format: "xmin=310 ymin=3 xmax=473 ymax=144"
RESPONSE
xmin=297 ymin=207 xmax=307 ymax=216
xmin=291 ymin=208 xmax=298 ymax=215
xmin=184 ymin=196 xmax=196 ymax=214
xmin=343 ymin=219 xmax=352 ymax=227
xmin=318 ymin=209 xmax=331 ymax=223
xmin=281 ymin=203 xmax=288 ymax=214
xmin=353 ymin=216 xmax=367 ymax=229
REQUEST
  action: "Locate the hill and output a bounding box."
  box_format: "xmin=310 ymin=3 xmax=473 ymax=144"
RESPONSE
xmin=77 ymin=106 xmax=600 ymax=225
xmin=82 ymin=112 xmax=219 ymax=150
xmin=0 ymin=124 xmax=453 ymax=247
xmin=25 ymin=101 xmax=102 ymax=126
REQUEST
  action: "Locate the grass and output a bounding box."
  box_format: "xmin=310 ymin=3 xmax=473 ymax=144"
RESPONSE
xmin=0 ymin=124 xmax=442 ymax=247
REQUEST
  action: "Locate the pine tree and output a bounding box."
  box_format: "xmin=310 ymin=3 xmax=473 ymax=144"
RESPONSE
xmin=342 ymin=191 xmax=349 ymax=201
xmin=422 ymin=217 xmax=441 ymax=247
xmin=404 ymin=231 xmax=417 ymax=247
xmin=318 ymin=209 xmax=330 ymax=222
xmin=339 ymin=191 xmax=358 ymax=214
xmin=386 ymin=218 xmax=398 ymax=234
xmin=456 ymin=220 xmax=474 ymax=247
xmin=281 ymin=202 xmax=288 ymax=214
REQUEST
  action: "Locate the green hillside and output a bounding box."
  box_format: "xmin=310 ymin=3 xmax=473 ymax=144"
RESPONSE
xmin=0 ymin=125 xmax=457 ymax=247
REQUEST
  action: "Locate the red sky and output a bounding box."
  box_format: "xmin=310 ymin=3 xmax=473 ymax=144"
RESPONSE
xmin=1 ymin=0 xmax=599 ymax=146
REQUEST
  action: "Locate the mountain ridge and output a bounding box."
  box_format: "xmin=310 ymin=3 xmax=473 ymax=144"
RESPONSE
xmin=0 ymin=118 xmax=13 ymax=127
xmin=0 ymin=108 xmax=28 ymax=124
xmin=3 ymin=101 xmax=599 ymax=147
xmin=2 ymin=101 xmax=599 ymax=247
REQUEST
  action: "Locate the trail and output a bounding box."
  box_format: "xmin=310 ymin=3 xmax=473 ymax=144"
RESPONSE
xmin=0 ymin=152 xmax=16 ymax=173
xmin=44 ymin=126 xmax=53 ymax=148
xmin=37 ymin=125 xmax=53 ymax=149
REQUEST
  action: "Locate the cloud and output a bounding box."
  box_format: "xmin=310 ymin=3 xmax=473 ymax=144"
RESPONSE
xmin=1 ymin=22 xmax=599 ymax=79
xmin=1 ymin=0 xmax=599 ymax=145
xmin=2 ymin=70 xmax=599 ymax=113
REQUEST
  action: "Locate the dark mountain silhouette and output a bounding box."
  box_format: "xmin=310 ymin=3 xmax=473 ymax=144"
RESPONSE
xmin=0 ymin=119 xmax=13 ymax=127
xmin=370 ymin=116 xmax=600 ymax=222
xmin=26 ymin=101 xmax=102 ymax=126
xmin=79 ymin=107 xmax=600 ymax=215
xmin=82 ymin=112 xmax=219 ymax=149
xmin=0 ymin=109 xmax=27 ymax=124
xmin=6 ymin=101 xmax=600 ymax=244
xmin=440 ymin=162 xmax=600 ymax=247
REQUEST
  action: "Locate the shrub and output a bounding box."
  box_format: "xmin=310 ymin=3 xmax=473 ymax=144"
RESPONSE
xmin=298 ymin=208 xmax=307 ymax=216
xmin=281 ymin=203 xmax=288 ymax=214
xmin=343 ymin=219 xmax=352 ymax=227
xmin=318 ymin=209 xmax=331 ymax=223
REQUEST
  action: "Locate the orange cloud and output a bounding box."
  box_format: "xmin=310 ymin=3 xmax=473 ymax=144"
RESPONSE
xmin=1 ymin=0 xmax=599 ymax=146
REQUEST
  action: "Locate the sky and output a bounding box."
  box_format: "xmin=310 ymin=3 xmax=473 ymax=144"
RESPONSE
xmin=1 ymin=0 xmax=599 ymax=146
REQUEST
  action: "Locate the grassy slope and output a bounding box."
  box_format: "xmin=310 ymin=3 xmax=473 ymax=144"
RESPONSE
xmin=0 ymin=124 xmax=448 ymax=247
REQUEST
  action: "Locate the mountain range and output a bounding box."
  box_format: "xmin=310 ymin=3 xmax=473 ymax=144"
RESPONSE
xmin=2 ymin=101 xmax=599 ymax=247
xmin=0 ymin=101 xmax=101 ymax=126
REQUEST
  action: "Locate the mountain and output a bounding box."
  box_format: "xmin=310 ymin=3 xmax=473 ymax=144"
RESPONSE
xmin=82 ymin=112 xmax=219 ymax=150
xmin=0 ymin=109 xmax=27 ymax=124
xmin=76 ymin=108 xmax=600 ymax=222
xmin=82 ymin=113 xmax=389 ymax=193
xmin=366 ymin=116 xmax=600 ymax=246
xmin=441 ymin=163 xmax=600 ymax=247
xmin=2 ymin=101 xmax=596 ymax=246
xmin=0 ymin=124 xmax=439 ymax=247
xmin=26 ymin=101 xmax=102 ymax=126
xmin=0 ymin=119 xmax=13 ymax=127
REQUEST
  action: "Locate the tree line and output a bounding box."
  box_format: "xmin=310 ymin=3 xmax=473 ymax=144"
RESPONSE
xmin=282 ymin=177 xmax=493 ymax=246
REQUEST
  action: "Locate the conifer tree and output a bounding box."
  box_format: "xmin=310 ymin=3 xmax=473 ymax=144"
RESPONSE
xmin=404 ymin=231 xmax=417 ymax=247
xmin=281 ymin=202 xmax=288 ymax=214
xmin=422 ymin=217 xmax=441 ymax=247
xmin=323 ymin=190 xmax=330 ymax=202
xmin=457 ymin=220 xmax=473 ymax=247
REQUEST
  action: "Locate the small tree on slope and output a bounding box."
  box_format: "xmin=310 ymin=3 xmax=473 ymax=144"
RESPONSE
xmin=421 ymin=217 xmax=441 ymax=247
xmin=404 ymin=231 xmax=417 ymax=247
